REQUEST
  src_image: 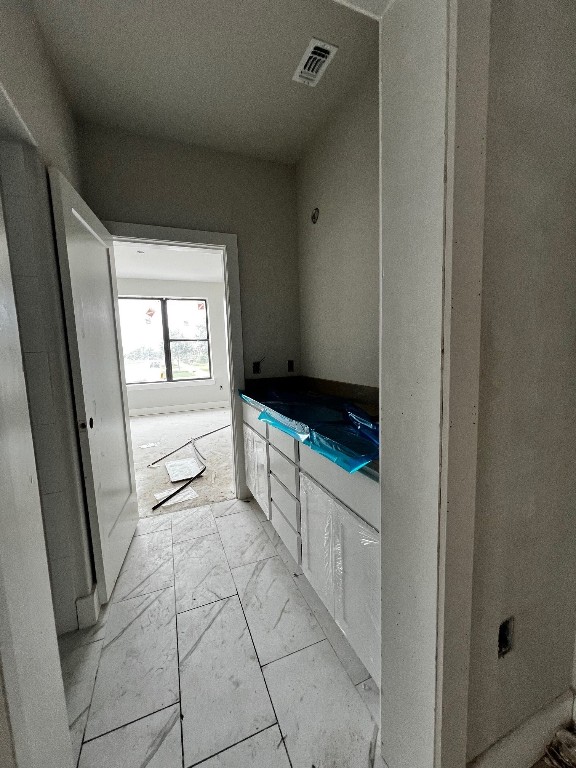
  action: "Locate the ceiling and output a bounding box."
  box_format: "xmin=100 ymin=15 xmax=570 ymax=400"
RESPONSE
xmin=114 ymin=241 xmax=224 ymax=283
xmin=31 ymin=0 xmax=379 ymax=163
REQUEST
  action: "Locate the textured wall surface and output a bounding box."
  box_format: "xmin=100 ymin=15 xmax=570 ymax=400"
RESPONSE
xmin=297 ymin=75 xmax=379 ymax=388
xmin=468 ymin=0 xmax=576 ymax=758
xmin=0 ymin=0 xmax=79 ymax=184
xmin=79 ymin=123 xmax=300 ymax=382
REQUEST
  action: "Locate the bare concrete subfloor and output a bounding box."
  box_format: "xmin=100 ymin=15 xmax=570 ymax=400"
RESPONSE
xmin=130 ymin=408 xmax=235 ymax=518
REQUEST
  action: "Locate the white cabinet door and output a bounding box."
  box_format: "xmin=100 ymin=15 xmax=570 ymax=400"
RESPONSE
xmin=253 ymin=431 xmax=270 ymax=517
xmin=300 ymin=473 xmax=381 ymax=680
xmin=243 ymin=425 xmax=269 ymax=518
xmin=300 ymin=474 xmax=335 ymax=614
xmin=334 ymin=507 xmax=381 ymax=682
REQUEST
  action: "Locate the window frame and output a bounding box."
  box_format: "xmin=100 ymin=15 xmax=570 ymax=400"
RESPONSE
xmin=118 ymin=296 xmax=212 ymax=384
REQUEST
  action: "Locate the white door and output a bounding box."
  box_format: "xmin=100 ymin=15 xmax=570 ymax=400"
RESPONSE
xmin=49 ymin=169 xmax=137 ymax=603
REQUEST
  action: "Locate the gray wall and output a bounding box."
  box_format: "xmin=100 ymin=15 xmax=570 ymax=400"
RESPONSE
xmin=0 ymin=143 xmax=92 ymax=636
xmin=296 ymin=75 xmax=379 ymax=387
xmin=467 ymin=0 xmax=576 ymax=759
xmin=0 ymin=160 xmax=73 ymax=768
xmin=0 ymin=3 xmax=90 ymax=636
xmin=0 ymin=0 xmax=79 ymax=185
xmin=78 ymin=123 xmax=300 ymax=382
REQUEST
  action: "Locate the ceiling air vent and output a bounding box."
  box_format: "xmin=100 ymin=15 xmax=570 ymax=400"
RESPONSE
xmin=293 ymin=38 xmax=338 ymax=87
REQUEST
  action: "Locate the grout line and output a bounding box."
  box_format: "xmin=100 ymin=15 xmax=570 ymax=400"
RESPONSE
xmin=133 ymin=527 xmax=172 ymax=537
xmin=176 ymin=593 xmax=238 ymax=616
xmin=111 ymin=584 xmax=171 ymax=605
xmin=227 ymin=552 xmax=279 ymax=571
xmin=75 ymin=612 xmax=109 ymax=765
xmin=186 ymin=723 xmax=279 ymax=767
xmin=221 ymin=530 xmax=294 ymax=768
xmin=259 ymin=637 xmax=327 ymax=669
xmin=168 ymin=515 xmax=186 ymax=768
xmin=81 ymin=701 xmax=179 ymax=746
xmin=289 ymin=571 xmax=368 ymax=690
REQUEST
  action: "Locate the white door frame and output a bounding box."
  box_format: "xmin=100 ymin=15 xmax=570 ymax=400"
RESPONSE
xmin=105 ymin=221 xmax=249 ymax=500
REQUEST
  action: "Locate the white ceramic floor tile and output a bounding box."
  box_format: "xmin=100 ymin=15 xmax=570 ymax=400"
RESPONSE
xmin=212 ymin=498 xmax=264 ymax=519
xmin=85 ymin=588 xmax=178 ymax=741
xmin=200 ymin=725 xmax=290 ymax=768
xmin=250 ymin=499 xmax=268 ymax=523
xmin=79 ymin=705 xmax=181 ymax=768
xmin=293 ymin=572 xmax=370 ymax=685
xmin=264 ymin=640 xmax=378 ymax=768
xmin=135 ymin=514 xmax=172 ymax=536
xmin=58 ymin=602 xmax=110 ymax=654
xmin=261 ymin=520 xmax=303 ymax=576
xmin=357 ymin=677 xmax=380 ymax=723
xmin=178 ymin=596 xmax=275 ymax=766
xmin=216 ymin=508 xmax=275 ymax=568
xmin=173 ymin=533 xmax=236 ymax=613
xmin=233 ymin=556 xmax=324 ymax=665
xmin=171 ymin=504 xmax=217 ymax=543
xmin=60 ymin=639 xmax=103 ymax=765
xmin=211 ymin=499 xmax=240 ymax=518
xmin=112 ymin=530 xmax=174 ymax=603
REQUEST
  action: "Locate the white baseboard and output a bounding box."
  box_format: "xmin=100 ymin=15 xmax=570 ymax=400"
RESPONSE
xmin=129 ymin=401 xmax=228 ymax=417
xmin=468 ymin=690 xmax=573 ymax=768
xmin=76 ymin=587 xmax=100 ymax=629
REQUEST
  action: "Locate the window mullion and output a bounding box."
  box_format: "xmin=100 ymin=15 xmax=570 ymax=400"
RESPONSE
xmin=161 ymin=299 xmax=173 ymax=381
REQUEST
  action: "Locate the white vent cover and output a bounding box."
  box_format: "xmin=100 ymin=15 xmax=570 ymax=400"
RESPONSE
xmin=293 ymin=38 xmax=338 ymax=87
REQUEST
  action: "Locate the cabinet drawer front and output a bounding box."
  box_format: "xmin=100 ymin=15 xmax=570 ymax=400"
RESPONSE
xmin=267 ymin=424 xmax=298 ymax=462
xmin=299 ymin=442 xmax=379 ymax=531
xmin=268 ymin=446 xmax=298 ymax=496
xmin=269 ymin=473 xmax=299 ymax=531
xmin=271 ymin=502 xmax=301 ymax=564
xmin=242 ymin=401 xmax=267 ymax=438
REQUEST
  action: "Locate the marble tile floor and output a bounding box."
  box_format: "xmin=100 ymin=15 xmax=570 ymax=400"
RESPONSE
xmin=58 ymin=498 xmax=382 ymax=768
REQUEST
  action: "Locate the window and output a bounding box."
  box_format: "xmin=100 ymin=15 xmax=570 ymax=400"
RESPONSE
xmin=118 ymin=297 xmax=211 ymax=383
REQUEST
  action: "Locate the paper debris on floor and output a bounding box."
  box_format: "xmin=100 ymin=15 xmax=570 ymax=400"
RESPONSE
xmin=139 ymin=442 xmax=159 ymax=449
xmin=153 ymin=486 xmax=199 ymax=506
xmin=165 ymin=457 xmax=203 ymax=482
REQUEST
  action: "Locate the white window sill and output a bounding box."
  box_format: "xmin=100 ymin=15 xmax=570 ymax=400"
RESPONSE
xmin=128 ymin=379 xmax=216 ymax=391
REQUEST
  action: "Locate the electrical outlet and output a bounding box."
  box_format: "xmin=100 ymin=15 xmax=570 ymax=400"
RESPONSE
xmin=498 ymin=617 xmax=514 ymax=657
xmin=252 ymin=361 xmax=261 ymax=375
xmin=287 ymin=359 xmax=294 ymax=373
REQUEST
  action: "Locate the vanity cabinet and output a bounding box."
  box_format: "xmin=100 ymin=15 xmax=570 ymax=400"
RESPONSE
xmin=242 ymin=399 xmax=380 ymax=681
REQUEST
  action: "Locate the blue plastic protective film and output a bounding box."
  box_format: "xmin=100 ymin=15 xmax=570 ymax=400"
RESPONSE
xmin=257 ymin=408 xmax=310 ymax=443
xmin=309 ymin=428 xmax=374 ymax=473
xmin=240 ymin=390 xmax=378 ymax=473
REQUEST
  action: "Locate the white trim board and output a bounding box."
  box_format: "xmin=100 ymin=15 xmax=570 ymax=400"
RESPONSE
xmin=468 ymin=691 xmax=573 ymax=768
xmin=104 ymin=221 xmax=248 ymax=499
xmin=129 ymin=401 xmax=228 ymax=417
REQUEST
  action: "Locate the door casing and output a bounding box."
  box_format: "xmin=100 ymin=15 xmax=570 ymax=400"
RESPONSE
xmin=106 ymin=221 xmax=248 ymax=501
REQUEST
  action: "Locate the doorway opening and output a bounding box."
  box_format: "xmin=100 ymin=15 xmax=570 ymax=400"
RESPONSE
xmin=113 ymin=239 xmax=236 ymax=516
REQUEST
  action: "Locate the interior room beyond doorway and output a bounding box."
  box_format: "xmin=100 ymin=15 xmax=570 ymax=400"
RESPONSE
xmin=114 ymin=240 xmax=235 ymax=517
